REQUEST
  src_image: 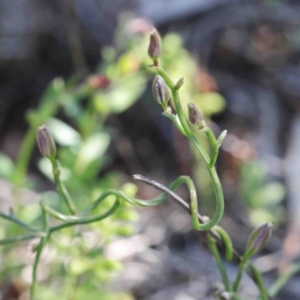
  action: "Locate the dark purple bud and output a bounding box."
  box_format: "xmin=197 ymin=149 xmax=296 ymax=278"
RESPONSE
xmin=37 ymin=125 xmax=56 ymax=159
xmin=188 ymin=103 xmax=203 ymax=126
xmin=148 ymin=29 xmax=161 ymax=65
xmin=245 ymin=222 xmax=273 ymax=258
xmin=152 ymin=75 xmax=170 ymax=109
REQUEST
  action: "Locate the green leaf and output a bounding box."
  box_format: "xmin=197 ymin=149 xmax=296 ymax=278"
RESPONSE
xmin=74 ymin=132 xmax=110 ymax=174
xmin=38 ymin=157 xmax=71 ymax=181
xmin=251 ymin=182 xmax=285 ymax=207
xmin=194 ymin=92 xmax=226 ymax=115
xmin=46 ymin=118 xmax=81 ymax=147
xmin=68 ymin=257 xmax=91 ymax=275
xmin=0 ymin=153 xmax=14 ymax=178
xmin=94 ymin=74 xmax=146 ymax=114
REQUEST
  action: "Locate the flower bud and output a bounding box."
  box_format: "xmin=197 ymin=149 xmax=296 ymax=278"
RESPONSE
xmin=148 ymin=29 xmax=161 ymax=65
xmin=245 ymin=222 xmax=273 ymax=258
xmin=217 ymin=130 xmax=227 ymax=148
xmin=175 ymin=77 xmax=184 ymax=90
xmin=88 ymin=74 xmax=110 ymax=89
xmin=37 ymin=125 xmax=56 ymax=159
xmin=188 ymin=103 xmax=203 ymax=127
xmin=152 ymin=75 xmax=170 ymax=110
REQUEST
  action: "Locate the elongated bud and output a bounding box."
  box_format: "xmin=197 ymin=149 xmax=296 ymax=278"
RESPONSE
xmin=37 ymin=125 xmax=56 ymax=160
xmin=148 ymin=29 xmax=161 ymax=65
xmin=175 ymin=77 xmax=184 ymax=90
xmin=188 ymin=103 xmax=206 ymax=129
xmin=245 ymin=222 xmax=273 ymax=258
xmin=217 ymin=130 xmax=227 ymax=148
xmin=152 ymin=75 xmax=170 ymax=110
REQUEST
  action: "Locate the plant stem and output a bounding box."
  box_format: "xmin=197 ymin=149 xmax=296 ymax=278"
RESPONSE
xmin=214 ymin=226 xmax=233 ymax=261
xmin=233 ymin=255 xmax=248 ymax=292
xmin=248 ymin=263 xmax=268 ymax=300
xmin=30 ymin=237 xmax=46 ymax=300
xmin=268 ymin=263 xmax=300 ymax=297
xmin=0 ymin=233 xmax=46 ymax=246
xmin=51 ymin=158 xmax=76 ymax=215
xmin=154 ymin=66 xmax=224 ymax=230
xmin=133 ymin=175 xmax=268 ymax=300
xmin=50 ymin=201 xmax=119 ymax=232
xmin=204 ymin=127 xmax=219 ymax=168
xmin=30 ymin=207 xmax=49 ymax=300
xmin=0 ymin=212 xmax=39 ymax=232
xmin=207 ymin=234 xmax=230 ymax=291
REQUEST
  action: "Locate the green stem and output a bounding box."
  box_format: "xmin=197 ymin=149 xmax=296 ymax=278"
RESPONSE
xmin=30 ymin=204 xmax=49 ymax=300
xmin=51 ymin=158 xmax=76 ymax=215
xmin=0 ymin=233 xmax=46 ymax=246
xmin=30 ymin=237 xmax=46 ymax=300
xmin=248 ymin=263 xmax=268 ymax=300
xmin=233 ymin=256 xmax=248 ymax=292
xmin=50 ymin=201 xmax=119 ymax=232
xmin=162 ymin=111 xmax=186 ymax=136
xmin=0 ymin=185 xmax=170 ymax=247
xmin=204 ymin=127 xmax=219 ymax=168
xmin=207 ymin=234 xmax=230 ymax=291
xmin=268 ymin=263 xmax=300 ymax=297
xmin=133 ymin=174 xmax=267 ymax=297
xmin=214 ymin=225 xmax=233 ymax=261
xmin=154 ymin=66 xmax=224 ymax=230
xmin=0 ymin=212 xmax=39 ymax=232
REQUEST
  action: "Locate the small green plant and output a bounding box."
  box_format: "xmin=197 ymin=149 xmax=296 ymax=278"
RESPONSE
xmin=1 ymin=24 xmax=299 ymax=300
xmin=0 ymin=125 xmax=144 ymax=299
xmin=0 ymin=23 xmax=151 ymax=299
xmin=130 ymin=29 xmax=300 ymax=299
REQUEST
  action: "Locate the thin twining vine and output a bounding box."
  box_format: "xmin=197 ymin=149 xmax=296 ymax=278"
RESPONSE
xmin=1 ymin=29 xmax=299 ymax=300
xmin=132 ymin=174 xmax=267 ymax=299
xmin=0 ymin=125 xmax=170 ymax=300
xmin=141 ymin=29 xmax=300 ymax=299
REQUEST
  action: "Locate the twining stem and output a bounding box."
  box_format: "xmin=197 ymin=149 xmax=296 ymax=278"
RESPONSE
xmin=154 ymin=66 xmax=224 ymax=230
xmin=133 ymin=174 xmax=266 ymax=294
xmin=0 ymin=174 xmax=267 ymax=298
xmin=0 ymin=186 xmax=168 ymax=247
xmin=208 ymin=234 xmax=230 ymax=291
xmin=50 ymin=201 xmax=119 ymax=232
xmin=51 ymin=158 xmax=76 ymax=215
xmin=214 ymin=226 xmax=233 ymax=261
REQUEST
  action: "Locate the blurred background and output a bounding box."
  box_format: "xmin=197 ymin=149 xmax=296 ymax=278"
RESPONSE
xmin=1 ymin=0 xmax=300 ymax=299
